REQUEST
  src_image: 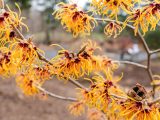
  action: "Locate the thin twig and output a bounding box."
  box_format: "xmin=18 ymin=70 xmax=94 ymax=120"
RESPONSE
xmin=110 ymin=94 xmax=127 ymax=100
xmin=113 ymin=60 xmax=147 ymax=69
xmin=151 ymin=49 xmax=160 ymax=54
xmin=35 ymin=84 xmax=77 ymax=102
xmin=94 ymin=18 xmax=135 ymax=29
xmin=37 ymin=52 xmax=53 ymax=65
xmin=137 ymin=30 xmax=151 ymax=54
xmin=12 ymin=25 xmax=25 ymax=40
xmin=69 ymin=78 xmax=87 ymax=89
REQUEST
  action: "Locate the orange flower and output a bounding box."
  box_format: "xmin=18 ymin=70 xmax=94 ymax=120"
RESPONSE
xmin=53 ymin=2 xmax=97 ymax=37
xmin=16 ymin=74 xmax=39 ymax=96
xmin=104 ymin=22 xmax=123 ymax=38
xmin=50 ymin=40 xmax=117 ymax=80
xmin=68 ymin=101 xmax=85 ymax=116
xmin=91 ymin=0 xmax=139 ymax=19
xmin=125 ymin=1 xmax=160 ymax=35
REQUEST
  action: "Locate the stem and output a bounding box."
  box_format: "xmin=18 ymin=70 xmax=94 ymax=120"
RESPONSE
xmin=35 ymin=84 xmax=77 ymax=102
xmin=110 ymin=93 xmax=127 ymax=100
xmin=137 ymin=30 xmax=150 ymax=54
xmin=151 ymin=49 xmax=160 ymax=54
xmin=69 ymin=78 xmax=87 ymax=90
xmin=12 ymin=25 xmax=25 ymax=40
xmin=113 ymin=60 xmax=147 ymax=69
xmin=94 ymin=18 xmax=135 ymax=29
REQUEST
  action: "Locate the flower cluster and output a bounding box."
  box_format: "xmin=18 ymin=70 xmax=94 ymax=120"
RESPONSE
xmin=10 ymin=40 xmax=38 ymax=65
xmin=118 ymin=100 xmax=160 ymax=120
xmin=70 ymin=82 xmax=160 ymax=119
xmin=50 ymin=40 xmax=118 ymax=80
xmin=53 ymin=2 xmax=97 ymax=37
xmin=91 ymin=0 xmax=140 ymax=19
xmin=0 ymin=50 xmax=17 ymax=76
xmin=104 ymin=22 xmax=123 ymax=38
xmin=80 ymin=75 xmax=123 ymax=110
xmin=16 ymin=66 xmax=51 ymax=96
xmin=125 ymin=1 xmax=160 ymax=35
xmin=0 ymin=5 xmax=28 ymax=46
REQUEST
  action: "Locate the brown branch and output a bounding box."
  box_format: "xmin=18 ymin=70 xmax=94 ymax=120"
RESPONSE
xmin=137 ymin=30 xmax=151 ymax=54
xmin=110 ymin=93 xmax=127 ymax=100
xmin=37 ymin=52 xmax=53 ymax=65
xmin=12 ymin=25 xmax=25 ymax=40
xmin=69 ymin=78 xmax=87 ymax=89
xmin=94 ymin=18 xmax=135 ymax=29
xmin=35 ymin=84 xmax=77 ymax=102
xmin=113 ymin=60 xmax=147 ymax=69
xmin=151 ymin=49 xmax=160 ymax=54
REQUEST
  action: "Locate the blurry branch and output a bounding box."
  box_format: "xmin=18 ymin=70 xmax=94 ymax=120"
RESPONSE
xmin=35 ymin=84 xmax=77 ymax=102
xmin=151 ymin=49 xmax=160 ymax=54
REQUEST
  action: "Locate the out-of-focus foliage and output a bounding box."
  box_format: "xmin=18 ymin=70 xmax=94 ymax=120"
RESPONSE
xmin=145 ymin=30 xmax=160 ymax=50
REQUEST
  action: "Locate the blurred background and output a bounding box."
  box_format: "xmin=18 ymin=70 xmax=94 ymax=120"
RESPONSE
xmin=0 ymin=0 xmax=160 ymax=120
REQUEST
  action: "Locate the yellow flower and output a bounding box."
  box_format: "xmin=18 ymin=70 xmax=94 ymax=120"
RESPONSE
xmin=53 ymin=2 xmax=97 ymax=37
xmin=6 ymin=4 xmax=28 ymax=30
xmin=91 ymin=0 xmax=138 ymax=19
xmin=125 ymin=1 xmax=160 ymax=35
xmin=119 ymin=100 xmax=160 ymax=120
xmin=16 ymin=65 xmax=51 ymax=96
xmin=104 ymin=22 xmax=123 ymax=38
xmin=0 ymin=48 xmax=17 ymax=76
xmin=0 ymin=4 xmax=28 ymax=46
xmin=9 ymin=40 xmax=38 ymax=66
xmin=68 ymin=101 xmax=85 ymax=116
xmin=78 ymin=74 xmax=124 ymax=113
xmin=32 ymin=66 xmax=51 ymax=81
xmin=50 ymin=40 xmax=117 ymax=80
xmin=16 ymin=74 xmax=40 ymax=96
